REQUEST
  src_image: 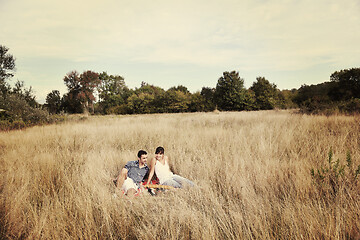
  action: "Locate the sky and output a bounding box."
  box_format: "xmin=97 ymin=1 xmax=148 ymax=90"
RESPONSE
xmin=1 ymin=0 xmax=359 ymax=103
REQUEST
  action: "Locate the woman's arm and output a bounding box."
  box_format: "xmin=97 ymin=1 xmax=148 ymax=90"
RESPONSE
xmin=146 ymin=158 xmax=156 ymax=185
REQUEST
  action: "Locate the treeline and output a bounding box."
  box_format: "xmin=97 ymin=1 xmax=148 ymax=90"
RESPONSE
xmin=45 ymin=70 xmax=294 ymax=115
xmin=48 ymin=68 xmax=360 ymax=116
xmin=1 ymin=44 xmax=360 ymax=130
xmin=293 ymin=68 xmax=360 ymax=114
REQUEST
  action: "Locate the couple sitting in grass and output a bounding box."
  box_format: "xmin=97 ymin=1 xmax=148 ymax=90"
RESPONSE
xmin=114 ymin=146 xmax=195 ymax=196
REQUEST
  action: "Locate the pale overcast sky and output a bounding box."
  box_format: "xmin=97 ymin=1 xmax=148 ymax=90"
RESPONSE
xmin=1 ymin=0 xmax=359 ymax=103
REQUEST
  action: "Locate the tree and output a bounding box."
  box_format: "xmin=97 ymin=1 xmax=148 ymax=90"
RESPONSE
xmin=0 ymin=45 xmax=16 ymax=83
xmin=200 ymin=87 xmax=216 ymax=111
xmin=0 ymin=80 xmax=48 ymax=125
xmin=188 ymin=91 xmax=206 ymax=112
xmin=293 ymin=82 xmax=335 ymax=106
xmin=63 ymin=70 xmax=101 ymax=113
xmin=63 ymin=71 xmax=82 ymax=113
xmin=12 ymin=80 xmax=38 ymax=108
xmin=98 ymin=72 xmax=128 ymax=100
xmin=330 ymin=68 xmax=360 ymax=100
xmin=292 ymin=82 xmax=339 ymax=113
xmin=127 ymin=92 xmax=155 ymax=114
xmin=250 ymin=77 xmax=280 ymax=110
xmin=214 ymin=71 xmax=247 ymax=111
xmin=0 ymin=45 xmax=15 ymax=97
xmin=140 ymin=84 xmax=166 ymax=113
xmin=61 ymin=92 xmax=83 ymax=114
xmin=45 ymin=90 xmax=61 ymax=114
xmin=0 ymin=45 xmax=49 ymax=128
xmin=163 ymin=89 xmax=190 ymax=113
xmin=78 ymin=71 xmax=101 ymax=112
xmin=243 ymin=89 xmax=257 ymax=110
xmin=168 ymin=85 xmax=190 ymax=94
xmin=97 ymin=72 xmax=130 ymax=114
xmin=279 ymin=89 xmax=297 ymax=109
xmin=126 ymin=83 xmax=167 ymax=114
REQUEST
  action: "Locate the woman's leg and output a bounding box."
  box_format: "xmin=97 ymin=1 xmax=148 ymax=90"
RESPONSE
xmin=172 ymin=175 xmax=195 ymax=187
xmin=162 ymin=178 xmax=182 ymax=188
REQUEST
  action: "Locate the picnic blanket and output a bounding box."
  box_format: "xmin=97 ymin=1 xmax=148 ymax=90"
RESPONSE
xmin=113 ymin=178 xmax=174 ymax=196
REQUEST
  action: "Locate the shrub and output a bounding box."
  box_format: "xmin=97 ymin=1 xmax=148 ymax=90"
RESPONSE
xmin=311 ymin=148 xmax=360 ymax=198
xmin=0 ymin=93 xmax=52 ymax=130
xmin=106 ymin=104 xmax=131 ymax=115
xmin=338 ymin=98 xmax=360 ymax=114
xmin=11 ymin=120 xmax=26 ymax=130
xmin=0 ymin=120 xmax=11 ymax=131
xmin=0 ymin=120 xmax=26 ymax=131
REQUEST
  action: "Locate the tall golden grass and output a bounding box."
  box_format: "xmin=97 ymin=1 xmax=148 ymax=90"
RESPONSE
xmin=1 ymin=110 xmax=359 ymax=239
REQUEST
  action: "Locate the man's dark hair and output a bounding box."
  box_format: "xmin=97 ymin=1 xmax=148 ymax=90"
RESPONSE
xmin=137 ymin=150 xmax=147 ymax=158
xmin=155 ymin=146 xmax=164 ymax=154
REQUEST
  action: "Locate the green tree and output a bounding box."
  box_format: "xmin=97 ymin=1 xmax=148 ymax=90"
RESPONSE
xmin=0 ymin=46 xmax=49 ymax=128
xmin=98 ymin=72 xmax=126 ymax=96
xmin=0 ymin=45 xmax=15 ymax=84
xmin=61 ymin=92 xmax=83 ymax=114
xmin=292 ymin=82 xmax=339 ymax=114
xmin=330 ymin=68 xmax=360 ymax=100
xmin=0 ymin=80 xmax=48 ymax=125
xmin=45 ymin=90 xmax=62 ymax=114
xmin=97 ymin=72 xmax=130 ymax=114
xmin=12 ymin=80 xmax=38 ymax=108
xmin=0 ymin=45 xmax=15 ymax=98
xmin=127 ymin=92 xmax=155 ymax=114
xmin=168 ymin=85 xmax=190 ymax=94
xmin=147 ymin=86 xmax=166 ymax=113
xmin=200 ymin=87 xmax=216 ymax=111
xmin=188 ymin=91 xmax=206 ymax=112
xmin=250 ymin=77 xmax=280 ymax=110
xmin=163 ymin=89 xmax=190 ymax=113
xmin=126 ymin=83 xmax=166 ymax=114
xmin=243 ymin=89 xmax=257 ymax=110
xmin=214 ymin=71 xmax=247 ymax=111
xmin=63 ymin=71 xmax=82 ymax=113
xmin=293 ymin=83 xmax=335 ymax=106
xmin=279 ymin=89 xmax=298 ymax=109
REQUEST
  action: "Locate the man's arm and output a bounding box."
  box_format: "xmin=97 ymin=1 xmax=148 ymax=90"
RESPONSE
xmin=146 ymin=158 xmax=156 ymax=185
xmin=115 ymin=168 xmax=128 ymax=190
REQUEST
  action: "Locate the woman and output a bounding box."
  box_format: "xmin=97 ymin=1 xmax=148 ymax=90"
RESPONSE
xmin=146 ymin=146 xmax=195 ymax=188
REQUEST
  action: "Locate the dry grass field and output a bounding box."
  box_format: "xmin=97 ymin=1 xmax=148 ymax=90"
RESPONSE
xmin=1 ymin=110 xmax=360 ymax=239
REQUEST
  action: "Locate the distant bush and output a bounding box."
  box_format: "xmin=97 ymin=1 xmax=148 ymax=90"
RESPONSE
xmin=105 ymin=104 xmax=131 ymax=115
xmin=0 ymin=114 xmax=67 ymax=131
xmin=1 ymin=93 xmax=48 ymax=123
xmin=299 ymin=99 xmax=334 ymax=115
xmin=0 ymin=120 xmax=24 ymax=131
xmin=338 ymin=98 xmax=360 ymax=114
xmin=47 ymin=114 xmax=67 ymax=124
xmin=299 ymin=98 xmax=360 ymax=115
xmin=0 ymin=95 xmax=67 ymax=131
xmin=0 ymin=80 xmax=69 ymax=131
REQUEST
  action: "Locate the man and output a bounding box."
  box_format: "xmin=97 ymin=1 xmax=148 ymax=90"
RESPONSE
xmin=114 ymin=150 xmax=149 ymax=196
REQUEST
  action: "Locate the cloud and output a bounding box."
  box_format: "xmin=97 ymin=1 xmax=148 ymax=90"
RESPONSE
xmin=2 ymin=0 xmax=359 ymax=68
